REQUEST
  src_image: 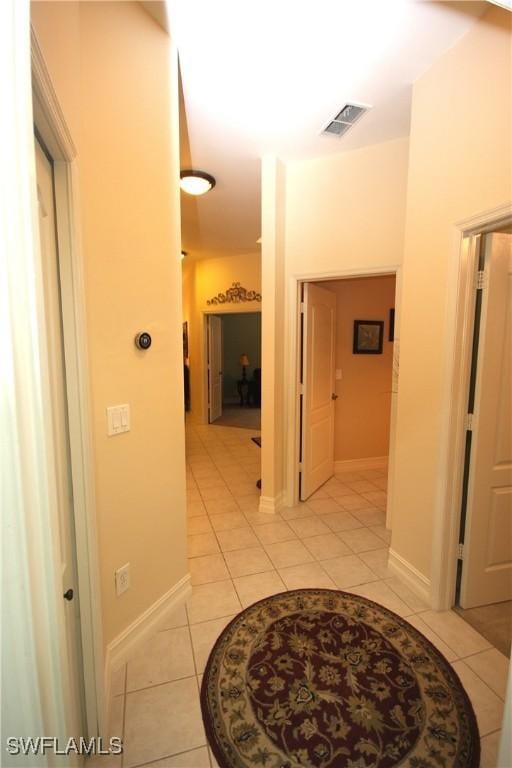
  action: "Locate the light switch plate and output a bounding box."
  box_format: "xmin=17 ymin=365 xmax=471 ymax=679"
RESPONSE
xmin=335 ymin=369 xmax=342 ymax=380
xmin=107 ymin=404 xmax=130 ymax=436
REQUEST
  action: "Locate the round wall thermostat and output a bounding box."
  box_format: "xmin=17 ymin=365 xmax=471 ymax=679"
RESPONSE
xmin=135 ymin=332 xmax=152 ymax=350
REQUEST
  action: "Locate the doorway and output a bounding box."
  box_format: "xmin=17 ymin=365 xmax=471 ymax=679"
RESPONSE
xmin=454 ymin=231 xmax=512 ymax=656
xmin=206 ymin=311 xmax=262 ymax=429
xmin=35 ymin=134 xmax=86 ymax=737
xmin=31 ymin=42 xmax=103 ymax=737
xmin=298 ymin=274 xmax=396 ymax=506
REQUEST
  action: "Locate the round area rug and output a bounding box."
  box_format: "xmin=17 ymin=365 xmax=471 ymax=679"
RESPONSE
xmin=201 ymin=589 xmax=479 ymax=768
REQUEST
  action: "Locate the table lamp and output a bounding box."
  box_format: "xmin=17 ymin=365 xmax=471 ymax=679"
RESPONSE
xmin=239 ymin=354 xmax=250 ymax=382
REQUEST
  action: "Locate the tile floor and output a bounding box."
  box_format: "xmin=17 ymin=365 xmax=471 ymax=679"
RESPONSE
xmin=97 ymin=423 xmax=509 ymax=768
xmin=456 ymin=601 xmax=512 ymax=658
xmin=210 ymin=405 xmax=261 ymax=430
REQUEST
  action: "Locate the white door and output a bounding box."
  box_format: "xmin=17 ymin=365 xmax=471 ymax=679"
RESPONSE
xmin=461 ymin=233 xmax=512 ymax=608
xmin=35 ymin=139 xmax=84 ymax=734
xmin=300 ymin=283 xmax=336 ymax=501
xmin=208 ymin=315 xmax=223 ymax=422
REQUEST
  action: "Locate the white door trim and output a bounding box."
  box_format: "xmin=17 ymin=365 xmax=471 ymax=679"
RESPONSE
xmin=31 ymin=27 xmax=105 ymax=734
xmin=431 ymin=203 xmax=512 ymax=611
xmin=285 ymin=265 xmax=401 ymax=509
xmin=206 ymin=314 xmax=223 ymax=423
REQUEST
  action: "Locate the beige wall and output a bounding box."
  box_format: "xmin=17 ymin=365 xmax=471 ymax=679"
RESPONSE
xmin=182 ymin=252 xmax=261 ymax=421
xmin=318 ymin=276 xmax=396 ymax=462
xmin=285 ymin=137 xmax=409 ymax=275
xmin=392 ymin=5 xmax=512 ymax=581
xmin=267 ymin=138 xmax=409 ymax=507
xmin=261 ymin=157 xmax=286 ymax=510
xmin=31 ymin=2 xmax=187 ymax=647
xmin=194 ymin=252 xmax=261 ymax=313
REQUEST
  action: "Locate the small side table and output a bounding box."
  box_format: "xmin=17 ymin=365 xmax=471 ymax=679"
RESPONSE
xmin=237 ymin=378 xmax=250 ymax=406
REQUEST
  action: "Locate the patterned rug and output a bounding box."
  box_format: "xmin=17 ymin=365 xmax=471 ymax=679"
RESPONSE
xmin=201 ymin=589 xmax=480 ymax=768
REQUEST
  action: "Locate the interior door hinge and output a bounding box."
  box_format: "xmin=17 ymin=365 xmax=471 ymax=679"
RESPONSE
xmin=298 ymin=462 xmax=304 ymax=471
xmin=457 ymin=543 xmax=464 ymax=560
xmin=466 ymin=413 xmax=474 ymax=431
xmin=300 ymin=302 xmax=305 ymax=313
xmin=475 ymin=270 xmax=486 ymax=290
xmin=298 ymin=382 xmax=304 ymax=395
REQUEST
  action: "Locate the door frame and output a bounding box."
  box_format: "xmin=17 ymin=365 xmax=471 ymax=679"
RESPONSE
xmin=286 ymin=265 xmax=401 ymax=513
xmin=201 ymin=311 xmax=222 ymax=425
xmin=200 ymin=308 xmax=262 ymax=424
xmin=205 ymin=313 xmax=223 ymax=423
xmin=32 ymin=29 xmax=104 ymax=734
xmin=431 ymin=203 xmax=512 ymax=611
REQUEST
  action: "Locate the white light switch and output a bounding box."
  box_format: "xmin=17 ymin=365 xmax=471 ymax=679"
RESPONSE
xmin=107 ymin=404 xmax=130 ymax=436
xmin=335 ymin=369 xmax=342 ymax=381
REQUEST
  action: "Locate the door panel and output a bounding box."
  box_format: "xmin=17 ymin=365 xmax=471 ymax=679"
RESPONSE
xmin=208 ymin=315 xmax=223 ymax=422
xmin=300 ymin=283 xmax=336 ymax=500
xmin=461 ymin=233 xmax=512 ymax=607
xmin=35 ymin=139 xmax=84 ymax=734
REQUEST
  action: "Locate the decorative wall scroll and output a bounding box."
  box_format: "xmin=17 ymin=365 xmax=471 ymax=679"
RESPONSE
xmin=206 ymin=282 xmax=262 ymax=305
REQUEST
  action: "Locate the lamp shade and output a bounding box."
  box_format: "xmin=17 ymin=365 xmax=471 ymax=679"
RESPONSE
xmin=239 ymin=354 xmax=250 ymax=366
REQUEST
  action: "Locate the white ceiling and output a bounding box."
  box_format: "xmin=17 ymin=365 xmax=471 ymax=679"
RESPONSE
xmin=164 ymin=0 xmax=488 ymax=260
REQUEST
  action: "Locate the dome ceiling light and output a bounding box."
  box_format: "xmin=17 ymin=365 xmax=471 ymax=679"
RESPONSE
xmin=179 ymin=170 xmax=216 ymax=196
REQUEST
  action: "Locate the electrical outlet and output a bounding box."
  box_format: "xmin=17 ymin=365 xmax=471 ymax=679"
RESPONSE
xmin=115 ymin=563 xmax=130 ymax=596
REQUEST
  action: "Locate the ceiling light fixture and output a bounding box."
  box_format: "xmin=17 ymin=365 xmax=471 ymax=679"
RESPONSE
xmin=179 ymin=170 xmax=216 ymax=195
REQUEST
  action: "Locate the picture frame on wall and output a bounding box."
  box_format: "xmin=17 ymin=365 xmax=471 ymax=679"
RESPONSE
xmin=353 ymin=320 xmax=384 ymax=354
xmin=389 ymin=308 xmax=395 ymax=342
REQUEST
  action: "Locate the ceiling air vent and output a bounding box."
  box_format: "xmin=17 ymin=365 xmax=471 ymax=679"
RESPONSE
xmin=324 ymin=120 xmax=351 ymax=137
xmin=322 ymin=102 xmax=370 ymax=138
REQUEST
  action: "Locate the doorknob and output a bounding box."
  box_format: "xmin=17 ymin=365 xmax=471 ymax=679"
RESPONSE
xmin=63 ymin=588 xmax=74 ymax=601
xmin=331 ymin=393 xmax=338 ymax=401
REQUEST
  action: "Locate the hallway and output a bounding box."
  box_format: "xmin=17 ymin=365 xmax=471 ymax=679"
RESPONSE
xmin=209 ymin=405 xmax=261 ymax=430
xmin=97 ymin=423 xmax=508 ymax=768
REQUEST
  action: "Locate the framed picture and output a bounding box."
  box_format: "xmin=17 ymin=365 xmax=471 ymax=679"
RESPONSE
xmin=389 ymin=308 xmax=395 ymax=342
xmin=182 ymin=321 xmax=189 ymax=358
xmin=353 ymin=320 xmax=384 ymax=354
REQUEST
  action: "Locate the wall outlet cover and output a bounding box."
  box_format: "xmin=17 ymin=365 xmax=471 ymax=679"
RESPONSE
xmin=115 ymin=563 xmax=130 ymax=596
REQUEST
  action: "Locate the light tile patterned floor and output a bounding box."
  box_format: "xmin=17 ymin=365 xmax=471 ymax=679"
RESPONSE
xmin=99 ymin=423 xmax=508 ymax=768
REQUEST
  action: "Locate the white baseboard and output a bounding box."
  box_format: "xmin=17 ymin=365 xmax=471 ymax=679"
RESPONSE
xmin=103 ymin=573 xmax=191 ymax=725
xmin=334 ymin=456 xmax=388 ymax=473
xmin=388 ymin=548 xmax=431 ymax=607
xmin=259 ymin=492 xmax=285 ymax=514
